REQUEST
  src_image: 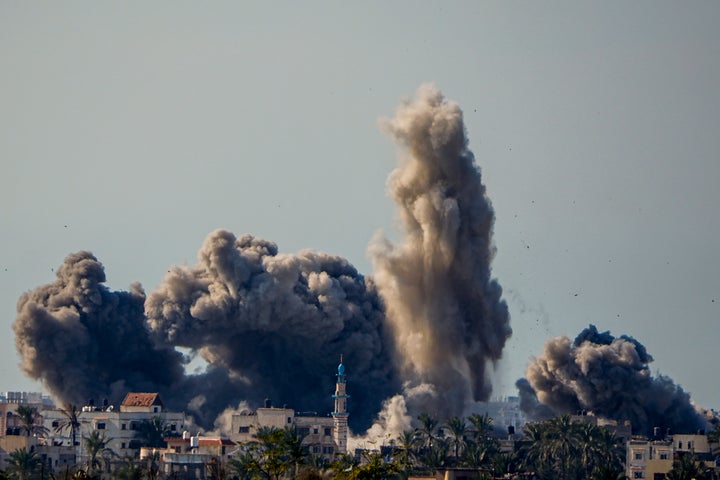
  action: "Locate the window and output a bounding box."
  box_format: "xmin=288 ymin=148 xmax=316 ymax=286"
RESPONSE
xmin=635 ymin=452 xmax=643 ymax=460
xmin=96 ymin=423 xmax=106 ymax=430
xmin=51 ymin=421 xmax=59 ymax=428
xmin=222 ymin=446 xmax=226 ymax=455
xmin=121 ymin=424 xmax=126 ymax=430
xmin=633 ymin=472 xmax=644 ymax=478
xmin=660 ymin=453 xmax=669 ymax=460
xmin=688 ymin=441 xmax=693 ymax=449
xmin=313 ymin=427 xmax=319 ymax=435
xmin=324 ymin=428 xmax=331 ymax=436
xmin=170 ymin=424 xmax=177 ymax=431
xmin=153 ymin=407 xmax=158 ymax=413
xmin=312 ymin=446 xmax=320 ymax=454
xmin=238 ymin=426 xmax=250 ymax=433
xmin=287 ymin=417 xmax=292 ymax=424
xmin=121 ymin=443 xmax=126 ymax=449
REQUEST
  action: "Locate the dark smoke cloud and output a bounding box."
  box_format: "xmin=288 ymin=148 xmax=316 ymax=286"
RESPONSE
xmin=14 ymin=85 xmax=510 ymax=435
xmin=519 ymin=324 xmax=708 ymax=434
xmin=370 ymin=84 xmax=511 ymax=420
xmin=13 ymin=252 xmax=185 ymax=405
xmin=145 ymin=230 xmax=401 ymax=431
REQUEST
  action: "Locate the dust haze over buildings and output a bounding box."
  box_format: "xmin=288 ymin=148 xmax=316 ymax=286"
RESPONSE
xmin=13 ymin=86 xmax=511 ymax=433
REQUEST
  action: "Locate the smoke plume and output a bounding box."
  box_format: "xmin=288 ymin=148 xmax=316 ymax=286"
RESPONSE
xmin=13 ymin=85 xmax=510 ymax=434
xmin=370 ymin=84 xmax=511 ymax=419
xmin=13 ymin=252 xmax=185 ymax=405
xmin=519 ymin=324 xmax=708 ymax=434
xmin=145 ymin=230 xmax=401 ymax=431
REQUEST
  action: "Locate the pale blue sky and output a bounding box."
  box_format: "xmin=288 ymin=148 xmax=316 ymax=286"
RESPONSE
xmin=2 ymin=2 xmax=719 ymax=410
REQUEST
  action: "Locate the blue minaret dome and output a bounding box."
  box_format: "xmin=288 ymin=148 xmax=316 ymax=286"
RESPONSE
xmin=338 ymin=362 xmax=345 ymax=375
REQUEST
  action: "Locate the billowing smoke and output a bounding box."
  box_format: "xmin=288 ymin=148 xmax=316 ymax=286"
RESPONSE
xmin=13 ymin=252 xmax=185 ymax=405
xmin=370 ymin=84 xmax=511 ymax=419
xmin=519 ymin=324 xmax=708 ymax=434
xmin=13 ymin=85 xmax=510 ymax=435
xmin=145 ymin=230 xmax=401 ymax=431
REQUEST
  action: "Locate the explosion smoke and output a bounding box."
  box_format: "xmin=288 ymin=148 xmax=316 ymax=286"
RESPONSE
xmin=519 ymin=325 xmax=708 ymax=434
xmin=145 ymin=230 xmax=400 ymax=431
xmin=370 ymin=84 xmax=511 ymax=419
xmin=13 ymin=85 xmax=510 ymax=434
xmin=13 ymin=252 xmax=185 ymax=404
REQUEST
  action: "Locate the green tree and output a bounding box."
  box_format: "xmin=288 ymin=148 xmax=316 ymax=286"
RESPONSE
xmin=394 ymin=430 xmax=418 ymax=476
xmin=15 ymin=406 xmax=48 ymax=438
xmin=443 ymin=417 xmax=468 ymax=461
xmin=467 ymin=413 xmax=494 ymax=441
xmin=82 ymin=431 xmax=112 ymax=474
xmin=4 ymin=448 xmax=41 ymax=480
xmin=665 ymin=453 xmax=712 ymax=480
xmin=333 ymin=451 xmax=399 ymax=480
xmin=415 ymin=413 xmax=438 ymax=449
xmin=134 ymin=416 xmax=170 ymax=448
xmin=55 ymin=404 xmax=84 ymax=448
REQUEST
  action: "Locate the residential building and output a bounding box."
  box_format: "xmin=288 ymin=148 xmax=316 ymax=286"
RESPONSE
xmin=626 ymin=433 xmax=716 ymax=479
xmin=143 ymin=434 xmax=237 ymax=480
xmin=230 ymin=358 xmax=349 ymax=460
xmin=41 ymin=392 xmax=186 ymax=462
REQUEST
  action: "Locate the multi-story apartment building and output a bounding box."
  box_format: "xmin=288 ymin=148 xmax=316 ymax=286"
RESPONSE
xmin=42 ymin=392 xmax=186 ymax=462
xmin=626 ymin=433 xmax=717 ymax=479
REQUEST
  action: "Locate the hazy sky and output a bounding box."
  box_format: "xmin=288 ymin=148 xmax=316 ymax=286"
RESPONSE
xmin=2 ymin=2 xmax=719 ymax=411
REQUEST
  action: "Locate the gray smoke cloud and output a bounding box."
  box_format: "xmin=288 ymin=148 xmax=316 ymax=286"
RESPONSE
xmin=519 ymin=324 xmax=708 ymax=434
xmin=370 ymin=84 xmax=511 ymax=419
xmin=13 ymin=85 xmax=510 ymax=433
xmin=145 ymin=230 xmax=401 ymax=431
xmin=13 ymin=252 xmax=185 ymax=405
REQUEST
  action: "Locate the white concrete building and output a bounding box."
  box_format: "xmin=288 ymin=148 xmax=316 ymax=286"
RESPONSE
xmin=42 ymin=393 xmax=186 ymax=462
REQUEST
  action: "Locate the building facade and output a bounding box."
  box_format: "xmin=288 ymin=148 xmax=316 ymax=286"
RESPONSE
xmin=230 ymin=359 xmax=349 ymax=460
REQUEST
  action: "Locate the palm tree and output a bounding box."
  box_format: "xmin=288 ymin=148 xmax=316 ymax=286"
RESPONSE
xmin=82 ymin=431 xmax=112 ymax=474
xmin=395 ymin=430 xmax=418 ymax=476
xmin=228 ymin=450 xmax=260 ymax=480
xmin=546 ymin=414 xmax=581 ymax=479
xmin=467 ymin=413 xmax=494 ymax=441
xmin=4 ymin=448 xmax=41 ymax=480
xmin=135 ymin=416 xmax=169 ymax=448
xmin=444 ymin=417 xmax=468 ymax=461
xmin=416 ymin=413 xmax=438 ymax=449
xmin=665 ymin=453 xmax=712 ymax=480
xmin=282 ymin=427 xmax=307 ymax=478
xmin=55 ymin=404 xmax=83 ymax=448
xmin=15 ymin=406 xmax=47 ymax=438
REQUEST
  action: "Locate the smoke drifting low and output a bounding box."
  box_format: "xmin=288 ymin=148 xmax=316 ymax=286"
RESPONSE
xmin=518 ymin=325 xmax=708 ymax=434
xmin=14 ymin=85 xmax=509 ymax=434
